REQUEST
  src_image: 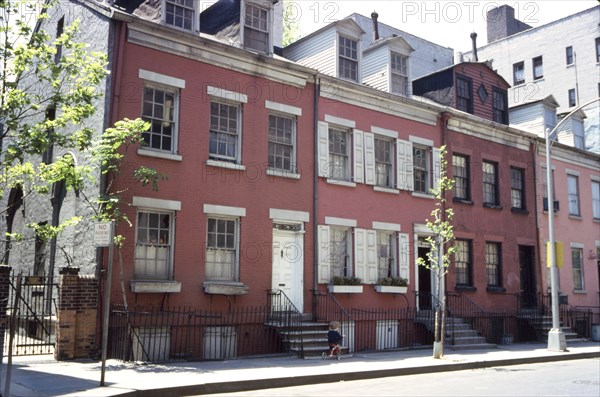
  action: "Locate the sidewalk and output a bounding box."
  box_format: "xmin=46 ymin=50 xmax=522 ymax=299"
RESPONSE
xmin=2 ymin=341 xmax=599 ymax=397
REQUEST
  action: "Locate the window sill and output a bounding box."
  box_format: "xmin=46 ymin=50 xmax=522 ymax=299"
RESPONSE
xmin=511 ymin=207 xmax=529 ymax=215
xmin=137 ymin=148 xmax=182 ymax=162
xmin=568 ymin=215 xmax=583 ymax=221
xmin=373 ymin=186 xmax=399 ymax=194
xmin=328 ymin=284 xmax=363 ymax=294
xmin=374 ymin=285 xmax=407 ymax=294
xmin=266 ymin=168 xmax=301 ymax=180
xmin=486 ymin=286 xmax=506 ymax=293
xmin=456 ymin=285 xmax=477 ymax=292
xmin=453 ymin=198 xmax=473 ymax=205
xmin=411 ymin=192 xmax=435 ymax=199
xmin=206 ymin=159 xmax=246 ymax=171
xmin=573 ymin=289 xmax=587 ymax=294
xmin=593 ymin=218 xmax=600 ymax=223
xmin=326 ymin=179 xmax=356 ymax=188
xmin=533 ymin=77 xmax=545 ymax=82
xmin=130 ymin=280 xmax=181 ymax=293
xmin=204 ymin=282 xmax=249 ymax=295
xmin=483 ymin=203 xmax=502 ymax=210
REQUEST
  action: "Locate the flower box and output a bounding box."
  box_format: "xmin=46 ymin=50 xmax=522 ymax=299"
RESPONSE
xmin=328 ymin=284 xmax=363 ymax=294
xmin=374 ymin=285 xmax=408 ymax=294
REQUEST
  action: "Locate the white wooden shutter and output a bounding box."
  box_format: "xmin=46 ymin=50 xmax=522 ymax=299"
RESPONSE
xmin=318 ymin=225 xmax=331 ymax=283
xmin=364 ymin=132 xmax=376 ymax=185
xmin=353 ymin=129 xmax=364 ymax=183
xmin=432 ymin=147 xmax=441 ymax=194
xmin=398 ymin=232 xmax=410 ymax=283
xmin=317 ymin=121 xmax=329 ymax=177
xmin=354 ymin=228 xmax=366 ymax=281
xmin=396 ymin=139 xmax=414 ymax=191
xmin=365 ymin=230 xmax=378 ymax=284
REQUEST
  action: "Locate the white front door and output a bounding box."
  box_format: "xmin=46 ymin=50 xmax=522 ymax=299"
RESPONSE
xmin=272 ymin=230 xmax=304 ymax=312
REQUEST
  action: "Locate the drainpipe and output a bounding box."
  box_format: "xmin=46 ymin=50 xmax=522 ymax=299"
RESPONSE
xmin=531 ymin=138 xmax=544 ymax=300
xmin=440 ymin=111 xmax=450 ymax=297
xmin=312 ymin=75 xmax=320 ymax=321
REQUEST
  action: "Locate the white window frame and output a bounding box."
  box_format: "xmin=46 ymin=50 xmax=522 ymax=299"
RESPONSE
xmin=483 ymin=161 xmax=499 ymax=206
xmin=209 ymin=99 xmax=242 ymax=163
xmin=337 ymin=34 xmax=359 ymax=82
xmin=376 ymin=230 xmax=396 ymax=280
xmin=141 ymin=83 xmax=180 ymax=155
xmin=267 ymin=110 xmax=297 ymax=173
xmin=163 ymin=0 xmax=197 ymax=32
xmin=567 ymin=174 xmax=580 ymax=216
xmin=570 ymin=246 xmax=584 ymax=291
xmin=327 ymin=126 xmax=351 ymax=181
xmin=390 ymin=51 xmax=408 ymax=96
xmin=134 ymin=209 xmax=175 ymax=281
xmin=205 ymin=216 xmax=240 ymax=282
xmin=533 ymin=56 xmax=543 ymax=80
xmin=510 ymin=167 xmax=525 ymax=210
xmin=591 ymin=179 xmax=600 ymax=220
xmin=397 ymin=137 xmax=440 ymax=195
xmin=374 ymin=136 xmax=394 ymax=188
xmin=243 ymin=1 xmax=271 ymax=54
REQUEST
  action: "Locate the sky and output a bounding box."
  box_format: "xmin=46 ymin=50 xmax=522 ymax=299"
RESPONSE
xmin=286 ymin=0 xmax=598 ymax=51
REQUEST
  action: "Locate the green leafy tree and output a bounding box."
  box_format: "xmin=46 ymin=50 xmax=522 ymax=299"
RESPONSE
xmin=0 ymin=1 xmax=164 ymax=282
xmin=416 ymin=145 xmax=456 ymax=359
xmin=282 ymin=0 xmax=301 ymax=47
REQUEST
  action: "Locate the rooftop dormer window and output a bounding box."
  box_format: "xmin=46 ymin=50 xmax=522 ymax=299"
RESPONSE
xmin=338 ymin=35 xmax=359 ymax=82
xmin=165 ymin=0 xmax=196 ymax=31
xmin=244 ymin=2 xmax=270 ymax=53
xmin=390 ymin=52 xmax=408 ymax=96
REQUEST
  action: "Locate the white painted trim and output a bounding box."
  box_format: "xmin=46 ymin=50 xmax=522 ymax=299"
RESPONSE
xmin=595 ymin=240 xmax=600 ymax=248
xmin=565 ymin=168 xmax=581 ymax=176
xmin=205 ymin=159 xmax=247 ymax=171
xmin=133 ymin=196 xmax=181 ymax=211
xmin=137 ymin=148 xmax=182 ymax=162
xmin=413 ymin=223 xmax=431 ymax=234
xmin=570 ymin=242 xmax=584 ymax=249
xmin=324 ymin=216 xmax=357 ymax=227
xmin=373 ymin=186 xmax=400 ymax=194
xmin=265 ymin=100 xmax=302 ymax=116
xmin=324 ymin=114 xmax=356 ymax=129
xmin=411 ymin=192 xmax=435 ymax=200
xmin=266 ymin=169 xmax=301 ymax=179
xmin=590 ymin=175 xmax=600 ymax=182
xmin=139 ymin=69 xmax=185 ymax=88
xmin=371 ymin=126 xmax=398 ymax=139
xmin=203 ymin=204 xmax=246 ymax=217
xmin=269 ymin=209 xmax=309 ymax=222
xmin=326 ymin=179 xmax=356 ymax=188
xmin=372 ymin=221 xmax=401 ymax=232
xmin=206 ymin=85 xmax=248 ymax=103
xmin=409 ymin=135 xmax=434 ymax=147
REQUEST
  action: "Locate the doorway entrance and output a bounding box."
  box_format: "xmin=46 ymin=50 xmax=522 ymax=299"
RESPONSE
xmin=519 ymin=245 xmax=537 ymax=308
xmin=418 ymin=245 xmax=432 ymax=310
xmin=272 ymin=226 xmax=304 ymax=313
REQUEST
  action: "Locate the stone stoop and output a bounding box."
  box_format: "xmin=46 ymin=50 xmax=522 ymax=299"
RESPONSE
xmin=517 ymin=310 xmax=589 ymax=343
xmin=276 ymin=321 xmax=351 ymax=359
xmin=414 ymin=312 xmax=497 ymax=351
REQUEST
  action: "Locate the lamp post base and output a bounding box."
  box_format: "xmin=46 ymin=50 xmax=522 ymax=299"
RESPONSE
xmin=547 ymin=328 xmax=567 ymax=352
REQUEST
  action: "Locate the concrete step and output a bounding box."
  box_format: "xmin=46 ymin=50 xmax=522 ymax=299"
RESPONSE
xmin=445 ymin=342 xmax=498 ymax=351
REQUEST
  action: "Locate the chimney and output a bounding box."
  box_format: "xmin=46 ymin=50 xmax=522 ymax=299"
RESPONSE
xmin=371 ymin=11 xmax=379 ymax=41
xmin=470 ymin=32 xmax=478 ymax=62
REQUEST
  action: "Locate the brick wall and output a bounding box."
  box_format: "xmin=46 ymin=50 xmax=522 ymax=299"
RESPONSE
xmin=55 ymin=267 xmax=99 ymax=360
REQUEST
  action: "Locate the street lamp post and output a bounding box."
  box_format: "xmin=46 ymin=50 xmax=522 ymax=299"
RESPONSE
xmin=545 ymin=97 xmax=600 ymax=352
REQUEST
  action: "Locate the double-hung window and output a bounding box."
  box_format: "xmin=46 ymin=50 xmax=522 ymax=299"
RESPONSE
xmin=493 ymin=88 xmax=508 ymax=124
xmin=244 ymin=3 xmax=269 ymax=53
xmin=452 ymin=154 xmax=470 ymax=201
xmin=413 ymin=146 xmax=430 ymax=193
xmin=456 ymin=75 xmax=473 ymax=114
xmin=374 ymin=137 xmax=393 ymax=188
xmin=165 ymin=0 xmax=195 ymax=31
xmin=486 ymin=242 xmax=501 ymax=287
xmin=592 ymin=180 xmax=600 ymax=220
xmin=338 ymin=35 xmax=358 ymax=82
xmin=567 ymin=174 xmax=580 ymax=216
xmin=142 ymin=85 xmax=177 ymax=152
xmin=568 ymin=89 xmax=577 ymax=108
xmin=209 ymin=101 xmax=241 ymax=163
xmin=532 ymin=56 xmax=543 ymax=80
xmin=565 ymin=46 xmax=574 ymax=65
xmin=268 ymin=113 xmax=296 ymax=172
xmin=330 ymin=227 xmax=352 ymax=278
xmin=510 ymin=167 xmax=525 ymax=210
xmin=377 ymin=231 xmax=395 ymax=279
xmin=571 ymin=247 xmax=584 ymax=291
xmin=390 ymin=52 xmax=408 ymax=96
xmin=135 ymin=211 xmax=173 ymax=280
xmin=455 ymin=240 xmax=472 ymax=287
xmin=482 ymin=161 xmax=499 ymax=206
xmin=205 ymin=217 xmax=239 ymax=281
xmin=328 ymin=127 xmax=351 ymax=180
xmin=513 ymin=61 xmax=524 ymax=85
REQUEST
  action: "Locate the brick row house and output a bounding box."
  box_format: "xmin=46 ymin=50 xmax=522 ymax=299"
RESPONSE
xmin=2 ymin=0 xmax=598 ymax=361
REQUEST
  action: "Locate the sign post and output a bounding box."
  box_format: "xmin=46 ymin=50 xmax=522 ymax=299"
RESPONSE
xmin=96 ymin=221 xmax=115 ymax=386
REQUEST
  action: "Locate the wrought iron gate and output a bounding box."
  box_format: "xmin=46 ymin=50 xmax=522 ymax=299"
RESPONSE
xmin=3 ymin=274 xmax=58 ymax=356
